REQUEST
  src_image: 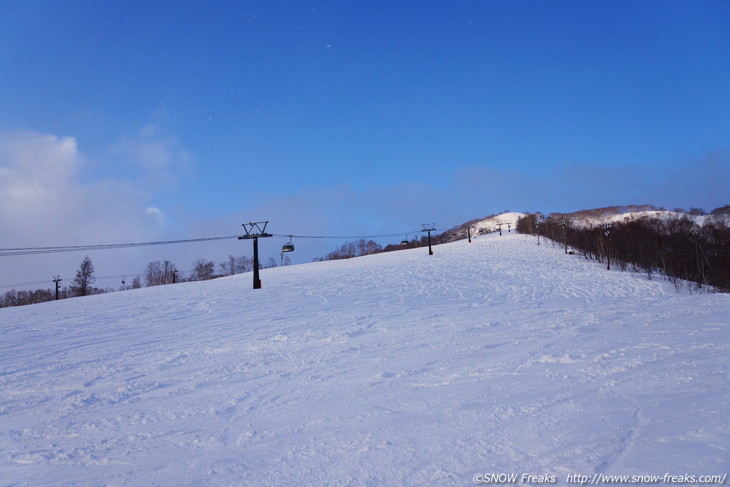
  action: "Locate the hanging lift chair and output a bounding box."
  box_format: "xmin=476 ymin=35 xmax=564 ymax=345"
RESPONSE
xmin=281 ymin=235 xmax=295 ymax=253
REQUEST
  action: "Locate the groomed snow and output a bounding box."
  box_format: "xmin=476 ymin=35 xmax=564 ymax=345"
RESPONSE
xmin=471 ymin=212 xmax=525 ymax=234
xmin=1 ymin=233 xmax=729 ymax=486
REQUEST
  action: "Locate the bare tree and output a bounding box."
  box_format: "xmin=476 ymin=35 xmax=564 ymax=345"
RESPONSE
xmin=316 ymin=239 xmax=383 ymax=261
xmin=145 ymin=260 xmax=179 ymax=286
xmin=190 ymin=258 xmax=216 ymax=281
xmin=218 ymin=255 xmax=253 ymax=276
xmin=145 ymin=261 xmax=164 ymax=286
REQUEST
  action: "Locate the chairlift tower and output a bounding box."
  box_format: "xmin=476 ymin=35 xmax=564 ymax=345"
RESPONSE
xmin=603 ymin=223 xmax=612 ymax=270
xmin=421 ymin=223 xmax=436 ymax=255
xmin=52 ymin=275 xmax=62 ymax=300
xmin=239 ymin=221 xmax=273 ymax=289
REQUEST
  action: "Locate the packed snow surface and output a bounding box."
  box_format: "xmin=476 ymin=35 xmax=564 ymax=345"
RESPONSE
xmin=471 ymin=212 xmax=525 ymax=234
xmin=1 ymin=233 xmax=729 ymax=486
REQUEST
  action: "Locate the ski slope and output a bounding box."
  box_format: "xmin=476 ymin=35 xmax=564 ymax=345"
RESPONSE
xmin=1 ymin=233 xmax=729 ymax=486
xmin=471 ymin=212 xmax=525 ymax=235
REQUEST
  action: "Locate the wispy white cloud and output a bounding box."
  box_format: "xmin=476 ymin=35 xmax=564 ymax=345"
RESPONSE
xmin=0 ymin=132 xmax=80 ymax=224
xmin=110 ymin=122 xmax=193 ymax=190
xmin=0 ymin=129 xmax=174 ymax=289
xmin=0 ymin=130 xmax=162 ymax=247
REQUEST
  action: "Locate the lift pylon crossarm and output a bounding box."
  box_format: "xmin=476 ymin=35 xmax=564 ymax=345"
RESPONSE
xmin=239 ymin=221 xmax=273 ymax=240
xmin=239 ymin=233 xmax=272 ymax=240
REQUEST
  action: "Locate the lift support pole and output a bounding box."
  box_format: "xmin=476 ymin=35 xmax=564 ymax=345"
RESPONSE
xmin=421 ymin=223 xmax=436 ymax=256
xmin=239 ymin=221 xmax=272 ymax=289
xmin=53 ymin=275 xmax=62 ymax=300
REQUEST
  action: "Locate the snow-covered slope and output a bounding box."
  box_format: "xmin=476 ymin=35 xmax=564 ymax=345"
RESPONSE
xmin=2 ymin=233 xmax=729 ymax=486
xmin=468 ymin=212 xmax=526 ymax=235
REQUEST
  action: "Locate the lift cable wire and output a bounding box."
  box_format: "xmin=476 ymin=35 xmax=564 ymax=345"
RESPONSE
xmin=0 ymin=227 xmax=453 ymax=289
xmin=0 ymin=279 xmax=56 ymax=289
xmin=0 ymin=235 xmax=240 ymax=257
xmin=268 ymin=230 xmax=438 ymax=240
xmin=0 ymin=229 xmax=450 ymax=258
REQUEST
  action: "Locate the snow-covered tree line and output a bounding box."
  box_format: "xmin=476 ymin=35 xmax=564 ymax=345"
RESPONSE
xmin=517 ymin=208 xmax=730 ymax=293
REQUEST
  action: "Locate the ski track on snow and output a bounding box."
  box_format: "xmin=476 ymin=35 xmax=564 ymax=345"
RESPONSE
xmin=1 ymin=233 xmax=728 ymax=486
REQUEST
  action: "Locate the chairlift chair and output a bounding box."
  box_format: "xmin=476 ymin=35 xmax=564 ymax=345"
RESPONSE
xmin=281 ymin=235 xmax=295 ymax=253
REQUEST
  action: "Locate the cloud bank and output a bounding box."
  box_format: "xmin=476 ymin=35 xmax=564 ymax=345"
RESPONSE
xmin=0 ymin=129 xmax=186 ymax=290
xmin=0 ymin=130 xmax=161 ymax=247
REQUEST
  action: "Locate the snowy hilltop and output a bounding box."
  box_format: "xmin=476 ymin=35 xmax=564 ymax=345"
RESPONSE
xmin=441 ymin=211 xmax=526 ymax=242
xmin=471 ymin=211 xmax=526 ymax=234
xmin=1 ymin=232 xmax=729 ymax=486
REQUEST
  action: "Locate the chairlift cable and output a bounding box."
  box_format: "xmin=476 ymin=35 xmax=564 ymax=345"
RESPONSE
xmin=0 ymin=235 xmax=239 ymax=257
xmin=269 ymin=230 xmax=437 ymax=240
xmin=1 ymin=228 xmax=450 ymax=258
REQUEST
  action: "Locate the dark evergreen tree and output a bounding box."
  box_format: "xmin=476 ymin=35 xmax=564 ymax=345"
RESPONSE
xmin=70 ymin=256 xmax=95 ymax=296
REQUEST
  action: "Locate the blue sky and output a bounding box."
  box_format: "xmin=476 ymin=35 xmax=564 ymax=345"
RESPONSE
xmin=1 ymin=0 xmax=729 ymax=288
